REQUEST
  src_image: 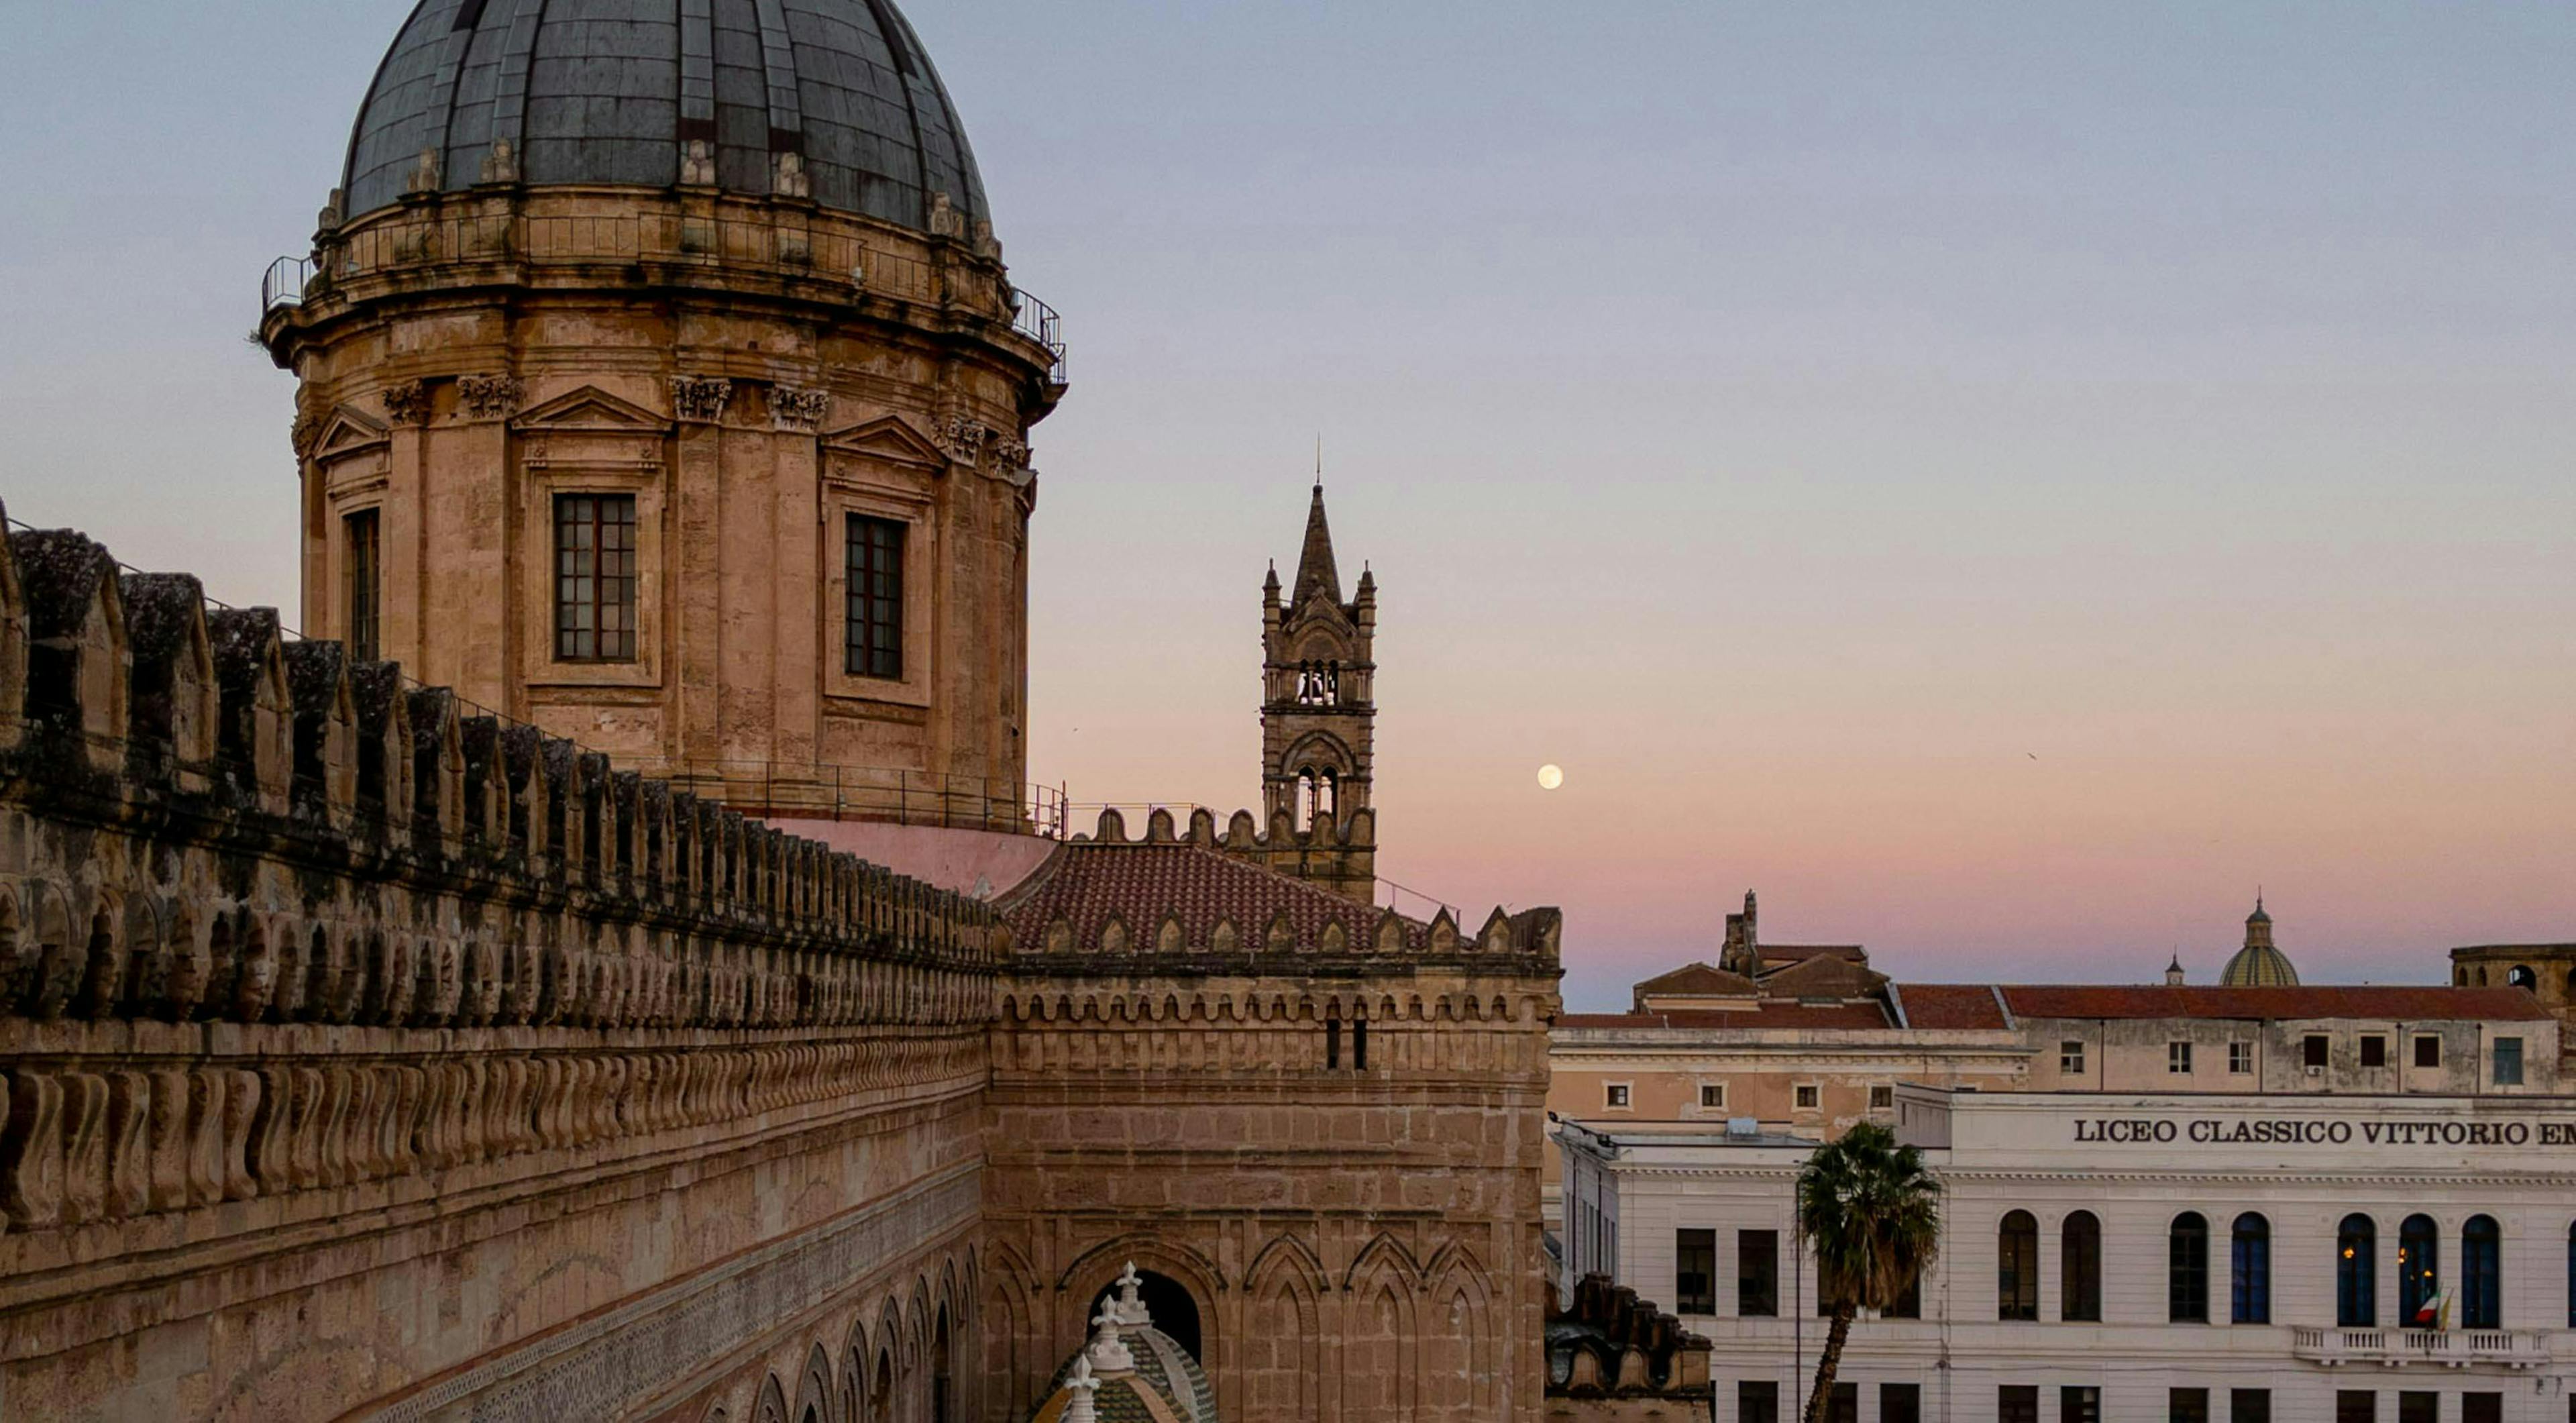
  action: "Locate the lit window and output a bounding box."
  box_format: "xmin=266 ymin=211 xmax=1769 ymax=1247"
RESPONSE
xmin=2059 ymin=1040 xmax=2086 ymax=1074
xmin=344 ymin=509 xmax=380 ymax=662
xmin=554 ymin=494 xmax=637 ymax=662
xmin=2229 ymin=1042 xmax=2253 ymax=1074
xmin=1699 ymin=1083 xmax=1725 ymax=1110
xmin=1794 ymin=1083 xmax=1820 ymax=1110
xmin=1604 ymin=1082 xmax=1630 ymax=1109
xmin=2169 ymin=1041 xmax=2194 ymax=1074
xmin=845 ymin=514 xmax=906 ymax=680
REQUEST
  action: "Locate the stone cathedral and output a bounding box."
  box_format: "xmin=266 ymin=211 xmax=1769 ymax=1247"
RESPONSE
xmin=0 ymin=3 xmax=1560 ymax=1422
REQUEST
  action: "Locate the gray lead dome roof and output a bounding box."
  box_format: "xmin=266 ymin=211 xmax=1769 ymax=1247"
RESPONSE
xmin=341 ymin=0 xmax=988 ymax=233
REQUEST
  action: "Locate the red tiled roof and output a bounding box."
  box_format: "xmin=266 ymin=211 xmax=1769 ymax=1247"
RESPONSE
xmin=997 ymin=841 xmax=1426 ymax=953
xmin=1633 ymin=962 xmax=1758 ymax=997
xmin=1757 ymin=944 xmax=1867 ymax=964
xmin=1891 ymin=983 xmax=2011 ymax=1030
xmin=1996 ymin=984 xmax=2553 ymax=1023
xmin=1558 ymin=1000 xmax=1895 ymax=1032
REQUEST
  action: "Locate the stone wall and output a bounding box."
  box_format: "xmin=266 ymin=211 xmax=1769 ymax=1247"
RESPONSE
xmin=0 ymin=506 xmax=998 ymax=1422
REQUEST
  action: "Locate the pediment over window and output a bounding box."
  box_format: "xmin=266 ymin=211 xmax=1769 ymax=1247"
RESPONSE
xmin=310 ymin=405 xmax=391 ymax=459
xmin=820 ymin=415 xmax=948 ymax=470
xmin=511 ymin=385 xmax=673 ymax=434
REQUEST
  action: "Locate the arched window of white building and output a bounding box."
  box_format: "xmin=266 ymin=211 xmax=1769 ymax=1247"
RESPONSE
xmin=2169 ymin=1212 xmax=2210 ymax=1322
xmin=2463 ymin=1215 xmax=2501 ymax=1329
xmin=2060 ymin=1211 xmax=2101 ymax=1322
xmin=2231 ymin=1214 xmax=2271 ymax=1324
xmin=1997 ymin=1211 xmax=2039 ymax=1322
xmin=2339 ymin=1215 xmax=2377 ymax=1327
xmin=2400 ymin=1214 xmax=2440 ymax=1324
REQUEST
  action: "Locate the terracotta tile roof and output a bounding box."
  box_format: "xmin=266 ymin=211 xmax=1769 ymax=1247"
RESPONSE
xmin=1756 ymin=944 xmax=1867 ymax=964
xmin=1633 ymin=962 xmax=1758 ymax=998
xmin=1996 ymin=984 xmax=2554 ymax=1023
xmin=1558 ymin=1001 xmax=1896 ymax=1032
xmin=1890 ymin=983 xmax=2012 ymax=1030
xmin=996 ymin=841 xmax=1429 ymax=954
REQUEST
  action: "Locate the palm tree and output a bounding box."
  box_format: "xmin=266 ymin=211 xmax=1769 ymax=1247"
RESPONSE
xmin=1794 ymin=1122 xmax=1942 ymax=1423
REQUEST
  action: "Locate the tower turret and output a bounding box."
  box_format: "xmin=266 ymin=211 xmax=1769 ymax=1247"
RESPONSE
xmin=1255 ymin=483 xmax=1377 ymax=902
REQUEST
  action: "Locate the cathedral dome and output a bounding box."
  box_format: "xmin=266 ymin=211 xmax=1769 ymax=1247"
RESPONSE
xmin=1028 ymin=1267 xmax=1216 ymax=1423
xmin=339 ymin=0 xmax=988 ymax=233
xmin=2219 ymin=897 xmax=2298 ymax=986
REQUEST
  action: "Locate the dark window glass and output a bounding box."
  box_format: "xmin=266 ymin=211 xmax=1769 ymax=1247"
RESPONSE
xmin=1738 ymin=1230 xmax=1778 ymax=1317
xmin=2400 ymin=1214 xmax=2440 ymax=1324
xmin=2305 ymin=1034 xmax=2330 ymax=1067
xmin=845 ymin=514 xmax=906 ymax=680
xmin=2000 ymin=1386 xmax=2040 ymax=1423
xmin=1999 ymin=1210 xmax=2039 ymax=1321
xmin=1324 ymin=1016 xmax=1340 ymax=1070
xmin=2415 ymin=1035 xmax=2441 ymax=1067
xmin=2061 ymin=1385 xmax=2100 ymax=1423
xmin=2461 ymin=1395 xmax=2500 ymax=1423
xmin=2361 ymin=1035 xmax=2387 ymax=1067
xmin=1676 ymin=1229 xmax=1715 ymax=1314
xmin=2398 ymin=1393 xmax=2436 ymax=1423
xmin=2339 ymin=1216 xmax=2377 ymax=1326
xmin=345 ymin=509 xmax=380 ymax=663
xmin=1885 ymin=1270 xmax=1920 ymax=1319
xmin=2171 ymin=1389 xmax=2210 ymax=1423
xmin=1881 ymin=1384 xmax=1922 ymax=1423
xmin=1739 ymin=1380 xmax=1778 ymax=1423
xmin=2171 ymin=1212 xmax=2210 ymax=1322
xmin=2232 ymin=1390 xmax=2272 ymax=1423
xmin=1829 ymin=1383 xmax=1857 ymax=1423
xmin=1351 ymin=1016 xmax=1367 ymax=1070
xmin=2061 ymin=1210 xmax=2102 ymax=1321
xmin=2463 ymin=1214 xmax=2501 ymax=1329
xmin=554 ymin=494 xmax=637 ymax=662
xmin=2336 ymin=1392 xmax=2375 ymax=1423
xmin=2232 ymin=1212 xmax=2272 ymax=1324
xmin=2496 ymin=1038 xmax=2524 ymax=1086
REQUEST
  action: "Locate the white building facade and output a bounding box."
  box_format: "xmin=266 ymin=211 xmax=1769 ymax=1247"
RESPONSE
xmin=1562 ymin=1088 xmax=2576 ymax=1423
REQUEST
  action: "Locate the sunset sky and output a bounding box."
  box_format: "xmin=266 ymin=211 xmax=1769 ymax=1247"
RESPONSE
xmin=5 ymin=3 xmax=2569 ymax=1008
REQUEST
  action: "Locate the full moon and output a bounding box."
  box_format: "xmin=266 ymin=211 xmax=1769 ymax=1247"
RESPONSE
xmin=1536 ymin=764 xmax=1564 ymax=791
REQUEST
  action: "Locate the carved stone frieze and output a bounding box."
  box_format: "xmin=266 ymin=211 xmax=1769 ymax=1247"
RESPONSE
xmin=936 ymin=413 xmax=991 ymax=467
xmin=672 ymin=376 xmax=734 ymax=424
xmin=457 ymin=375 xmax=525 ymax=421
xmin=382 ymin=380 xmax=433 ymax=426
xmin=291 ymin=412 xmax=325 ymax=459
xmin=771 ymin=385 xmax=831 ymax=433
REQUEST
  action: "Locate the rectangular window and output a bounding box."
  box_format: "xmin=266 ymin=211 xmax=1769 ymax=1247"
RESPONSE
xmin=344 ymin=509 xmax=380 ymax=663
xmin=2169 ymin=1041 xmax=2194 ymax=1073
xmin=2232 ymin=1391 xmax=2271 ymax=1423
xmin=2461 ymin=1395 xmax=2500 ymax=1423
xmin=1325 ymin=1017 xmax=1340 ymax=1070
xmin=1882 ymin=1383 xmax=1922 ymax=1423
xmin=2414 ymin=1035 xmax=2441 ymax=1068
xmin=1884 ymin=1271 xmax=1920 ymax=1318
xmin=2060 ymin=1040 xmax=2086 ymax=1074
xmin=2061 ymin=1385 xmax=2101 ymax=1423
xmin=1829 ymin=1383 xmax=1857 ymax=1423
xmin=2496 ymin=1038 xmax=2524 ymax=1086
xmin=2337 ymin=1393 xmax=2375 ymax=1423
xmin=553 ymin=494 xmax=637 ymax=662
xmin=2304 ymin=1034 xmax=2330 ymax=1069
xmin=2229 ymin=1041 xmax=2254 ymax=1074
xmin=2361 ymin=1035 xmax=2387 ymax=1067
xmin=1794 ymin=1083 xmax=1820 ymax=1110
xmin=2171 ymin=1390 xmax=2211 ymax=1423
xmin=2398 ymin=1393 xmax=2436 ymax=1423
xmin=1701 ymin=1083 xmax=1726 ymax=1109
xmin=845 ymin=514 xmax=906 ymax=680
xmin=1738 ymin=1381 xmax=1778 ymax=1423
xmin=1675 ymin=1229 xmax=1715 ymax=1314
xmin=1352 ymin=1017 xmax=1367 ymax=1070
xmin=1737 ymin=1230 xmax=1778 ymax=1317
xmin=2000 ymin=1386 xmax=2041 ymax=1423
xmin=1605 ymin=1082 xmax=1631 ymax=1109
xmin=1870 ymin=1084 xmax=1894 ymax=1110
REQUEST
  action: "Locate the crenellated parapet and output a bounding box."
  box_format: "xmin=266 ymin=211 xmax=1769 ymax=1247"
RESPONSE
xmin=0 ymin=502 xmax=999 ymax=1375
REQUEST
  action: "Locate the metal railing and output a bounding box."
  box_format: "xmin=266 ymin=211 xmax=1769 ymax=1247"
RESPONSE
xmin=262 ymin=256 xmax=313 ymax=311
xmin=1010 ymin=288 xmax=1069 ymax=386
xmin=627 ymin=758 xmax=1067 ymax=837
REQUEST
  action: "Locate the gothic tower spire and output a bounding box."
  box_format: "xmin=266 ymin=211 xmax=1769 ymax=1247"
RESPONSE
xmin=1260 ymin=482 xmax=1377 ymax=904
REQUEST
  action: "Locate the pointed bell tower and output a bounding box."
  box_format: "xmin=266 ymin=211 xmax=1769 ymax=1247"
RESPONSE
xmin=1257 ymin=482 xmax=1377 ymax=902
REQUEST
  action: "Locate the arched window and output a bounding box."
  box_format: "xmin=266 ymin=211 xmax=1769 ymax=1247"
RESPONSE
xmin=2231 ymin=1214 xmax=2271 ymax=1324
xmin=2462 ymin=1215 xmax=2500 ymax=1330
xmin=2338 ymin=1215 xmax=2377 ymax=1326
xmin=2169 ymin=1212 xmax=2209 ymax=1322
xmin=1998 ymin=1210 xmax=2039 ymax=1321
xmin=930 ymin=1306 xmax=953 ymax=1423
xmin=2508 ymin=964 xmax=2537 ymax=990
xmin=869 ymin=1349 xmax=892 ymax=1423
xmin=2060 ymin=1211 xmax=2102 ymax=1322
xmin=1317 ymin=768 xmax=1338 ymax=827
xmin=2400 ymin=1214 xmax=2440 ymax=1324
